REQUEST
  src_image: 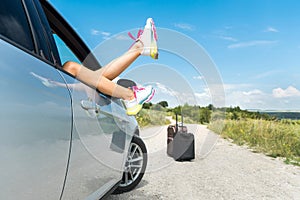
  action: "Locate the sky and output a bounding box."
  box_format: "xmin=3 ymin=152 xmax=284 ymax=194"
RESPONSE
xmin=50 ymin=0 xmax=300 ymax=111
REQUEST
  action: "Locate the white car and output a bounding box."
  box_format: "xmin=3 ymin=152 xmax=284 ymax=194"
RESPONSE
xmin=0 ymin=0 xmax=147 ymax=199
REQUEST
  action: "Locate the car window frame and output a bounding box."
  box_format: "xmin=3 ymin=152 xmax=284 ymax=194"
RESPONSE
xmin=0 ymin=0 xmax=36 ymax=56
xmin=0 ymin=0 xmax=61 ymax=68
xmin=39 ymin=0 xmax=102 ymax=71
xmin=32 ymin=0 xmax=61 ymax=66
xmin=24 ymin=0 xmax=54 ymax=63
xmin=39 ymin=0 xmax=128 ymax=104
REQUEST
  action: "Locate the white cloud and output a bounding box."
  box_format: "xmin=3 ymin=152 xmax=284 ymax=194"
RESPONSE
xmin=223 ymin=86 xmax=300 ymax=110
xmin=242 ymin=89 xmax=263 ymax=96
xmin=264 ymin=26 xmax=279 ymax=33
xmin=115 ymin=34 xmax=131 ymax=41
xmin=228 ymin=40 xmax=277 ymax=49
xmin=154 ymin=82 xmax=179 ymax=96
xmin=193 ymin=75 xmax=203 ymax=80
xmin=195 ymin=88 xmax=210 ymax=98
xmin=272 ymin=86 xmax=300 ymax=98
xmin=152 ymin=82 xmax=203 ymax=107
xmin=194 ymin=88 xmax=212 ymax=106
xmin=219 ymin=36 xmax=238 ymax=42
xmin=195 ymin=92 xmax=209 ymax=99
xmin=223 ymin=84 xmax=252 ymax=90
xmin=196 ymin=81 xmax=300 ymax=110
xmin=253 ymin=70 xmax=281 ymax=79
xmin=174 ymin=23 xmax=195 ymax=31
xmin=91 ymin=29 xmax=111 ymax=39
xmin=153 ymin=81 xmax=300 ymax=110
xmin=225 ymin=89 xmax=268 ymax=109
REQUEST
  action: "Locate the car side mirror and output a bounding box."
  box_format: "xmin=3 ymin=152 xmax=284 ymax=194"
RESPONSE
xmin=117 ymin=79 xmax=137 ymax=88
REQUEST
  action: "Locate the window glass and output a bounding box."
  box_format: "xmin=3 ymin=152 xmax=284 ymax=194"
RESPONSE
xmin=33 ymin=0 xmax=61 ymax=65
xmin=53 ymin=34 xmax=81 ymax=65
xmin=0 ymin=0 xmax=34 ymax=51
xmin=25 ymin=0 xmax=52 ymax=62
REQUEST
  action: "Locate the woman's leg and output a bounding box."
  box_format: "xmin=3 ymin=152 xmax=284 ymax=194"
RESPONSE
xmin=98 ymin=41 xmax=143 ymax=80
xmin=63 ymin=61 xmax=134 ymax=100
xmin=63 ymin=42 xmax=143 ymax=100
xmin=99 ymin=17 xmax=158 ymax=80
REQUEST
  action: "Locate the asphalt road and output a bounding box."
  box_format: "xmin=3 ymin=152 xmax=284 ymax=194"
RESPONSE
xmin=108 ymin=124 xmax=300 ymax=200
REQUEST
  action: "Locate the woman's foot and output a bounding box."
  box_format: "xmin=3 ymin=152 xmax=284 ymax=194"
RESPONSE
xmin=139 ymin=18 xmax=158 ymax=59
xmin=129 ymin=18 xmax=158 ymax=59
xmin=124 ymin=85 xmax=155 ymax=115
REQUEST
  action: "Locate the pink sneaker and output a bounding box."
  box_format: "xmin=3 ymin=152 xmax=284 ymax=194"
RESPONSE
xmin=124 ymin=85 xmax=155 ymax=115
xmin=128 ymin=18 xmax=158 ymax=59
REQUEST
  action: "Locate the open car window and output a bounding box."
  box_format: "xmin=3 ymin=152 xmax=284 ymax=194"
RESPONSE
xmin=40 ymin=0 xmax=101 ymax=70
xmin=53 ymin=34 xmax=80 ymax=66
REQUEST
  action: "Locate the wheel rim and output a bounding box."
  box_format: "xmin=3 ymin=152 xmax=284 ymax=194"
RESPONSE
xmin=120 ymin=142 xmax=144 ymax=187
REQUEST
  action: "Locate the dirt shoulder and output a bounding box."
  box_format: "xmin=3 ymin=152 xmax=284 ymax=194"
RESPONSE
xmin=108 ymin=125 xmax=300 ymax=200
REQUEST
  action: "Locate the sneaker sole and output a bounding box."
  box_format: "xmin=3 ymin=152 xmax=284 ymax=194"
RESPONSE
xmin=126 ymin=88 xmax=155 ymax=115
xmin=126 ymin=104 xmax=143 ymax=116
xmin=150 ymin=19 xmax=158 ymax=59
xmin=150 ymin=46 xmax=158 ymax=59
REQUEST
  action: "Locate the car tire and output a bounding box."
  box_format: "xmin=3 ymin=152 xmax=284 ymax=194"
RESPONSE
xmin=113 ymin=136 xmax=147 ymax=194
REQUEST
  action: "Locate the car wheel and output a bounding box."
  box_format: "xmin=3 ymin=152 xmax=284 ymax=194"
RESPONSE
xmin=113 ymin=136 xmax=147 ymax=194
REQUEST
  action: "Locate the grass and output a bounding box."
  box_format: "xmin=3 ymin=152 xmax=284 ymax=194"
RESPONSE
xmin=208 ymin=119 xmax=300 ymax=166
xmin=136 ymin=109 xmax=171 ymax=128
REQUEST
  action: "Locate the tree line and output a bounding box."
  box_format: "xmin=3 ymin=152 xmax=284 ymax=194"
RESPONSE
xmin=142 ymin=101 xmax=277 ymax=124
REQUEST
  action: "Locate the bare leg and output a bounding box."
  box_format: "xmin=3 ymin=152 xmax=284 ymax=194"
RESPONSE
xmin=62 ymin=42 xmax=143 ymax=100
xmin=63 ymin=61 xmax=133 ymax=100
xmin=99 ymin=41 xmax=143 ymax=80
xmin=96 ymin=76 xmax=134 ymax=100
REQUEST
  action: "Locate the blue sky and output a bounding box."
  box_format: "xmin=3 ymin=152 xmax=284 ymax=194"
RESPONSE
xmin=50 ymin=0 xmax=300 ymax=110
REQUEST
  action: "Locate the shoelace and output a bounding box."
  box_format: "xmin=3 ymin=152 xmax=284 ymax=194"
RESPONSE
xmin=127 ymin=30 xmax=143 ymax=50
xmin=128 ymin=20 xmax=158 ymax=42
xmin=152 ymin=20 xmax=158 ymax=41
xmin=127 ymin=20 xmax=158 ymax=51
xmin=128 ymin=29 xmax=143 ymax=41
xmin=131 ymin=86 xmax=145 ymax=99
xmin=132 ymin=86 xmax=145 ymax=92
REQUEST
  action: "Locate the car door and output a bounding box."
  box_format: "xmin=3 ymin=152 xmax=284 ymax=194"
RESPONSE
xmin=45 ymin=10 xmax=136 ymax=200
xmin=52 ymin=34 xmax=137 ymax=200
xmin=0 ymin=0 xmax=72 ymax=199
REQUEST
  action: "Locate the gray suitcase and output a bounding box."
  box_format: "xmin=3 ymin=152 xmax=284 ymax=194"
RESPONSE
xmin=172 ymin=131 xmax=195 ymax=161
xmin=167 ymin=114 xmax=195 ymax=161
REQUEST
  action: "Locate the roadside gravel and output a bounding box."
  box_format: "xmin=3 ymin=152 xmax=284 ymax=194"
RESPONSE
xmin=108 ymin=124 xmax=300 ymax=200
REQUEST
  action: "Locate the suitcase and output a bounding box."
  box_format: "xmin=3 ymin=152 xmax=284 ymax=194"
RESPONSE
xmin=167 ymin=114 xmax=179 ymax=157
xmin=167 ymin=125 xmax=176 ymax=156
xmin=167 ymin=114 xmax=195 ymax=161
xmin=172 ymin=131 xmax=195 ymax=161
xmin=178 ymin=125 xmax=188 ymax=133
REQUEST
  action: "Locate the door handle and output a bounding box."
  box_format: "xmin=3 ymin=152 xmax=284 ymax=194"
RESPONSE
xmin=80 ymin=100 xmax=100 ymax=113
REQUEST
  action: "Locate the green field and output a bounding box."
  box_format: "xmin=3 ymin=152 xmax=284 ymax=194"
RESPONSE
xmin=208 ymin=119 xmax=300 ymax=166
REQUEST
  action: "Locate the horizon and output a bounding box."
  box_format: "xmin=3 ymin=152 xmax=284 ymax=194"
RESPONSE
xmin=146 ymin=101 xmax=300 ymax=112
